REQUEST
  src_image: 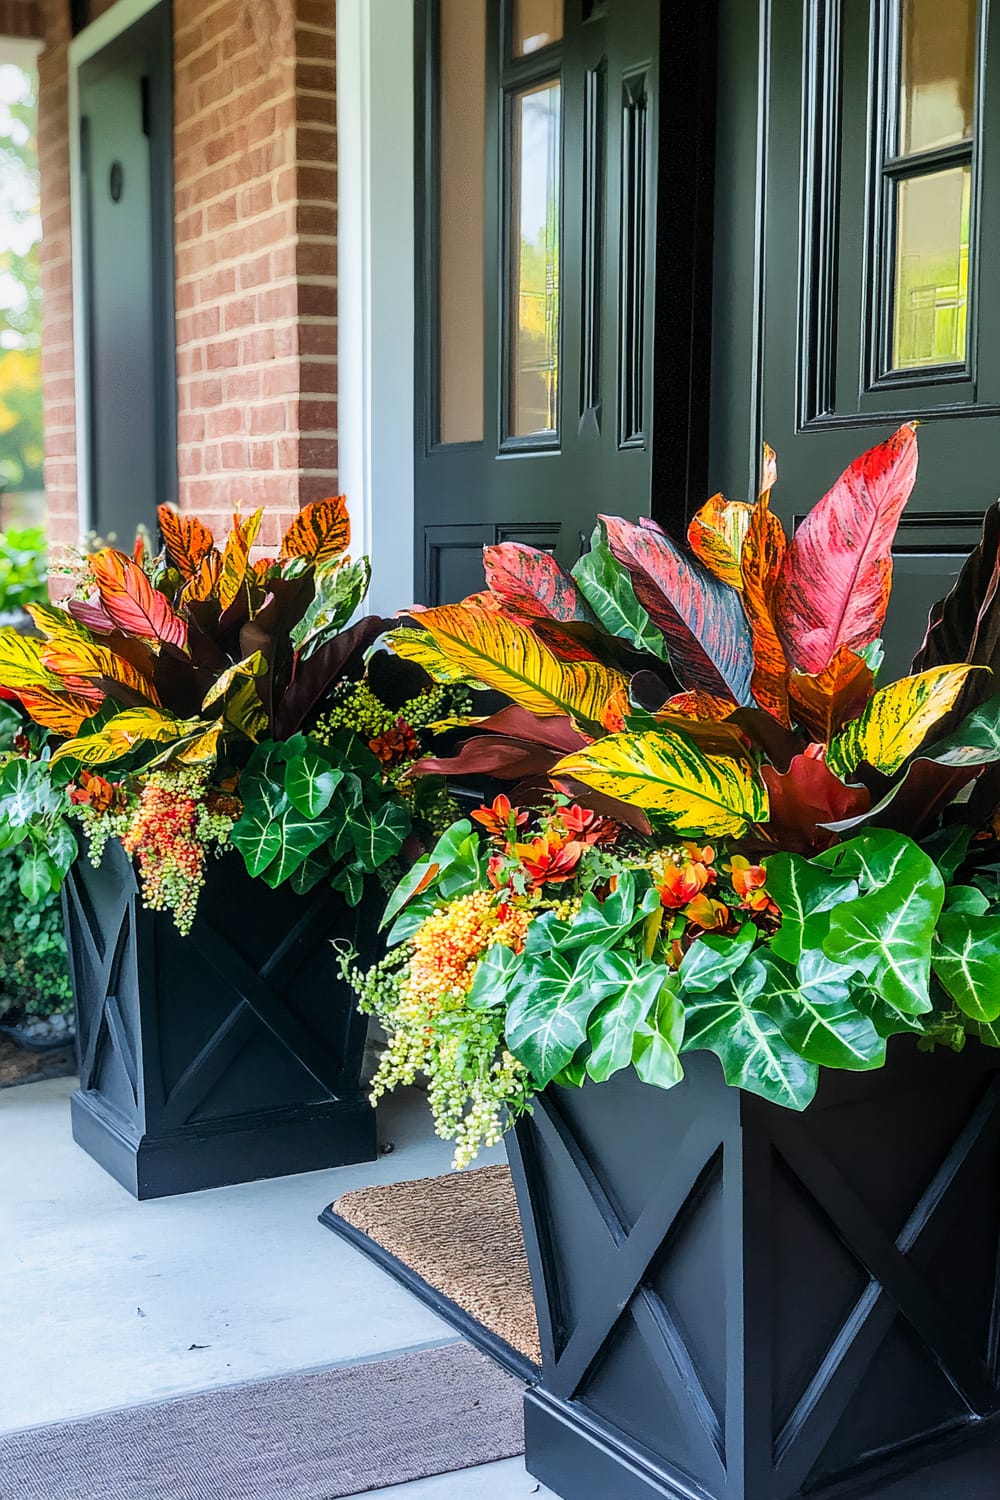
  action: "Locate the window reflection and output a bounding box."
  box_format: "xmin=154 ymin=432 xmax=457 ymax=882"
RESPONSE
xmin=893 ymin=166 xmax=971 ymax=369
xmin=509 ymin=81 xmax=561 ymax=438
xmin=512 ymin=0 xmax=563 ymax=58
xmin=899 ymin=0 xmax=976 ymax=155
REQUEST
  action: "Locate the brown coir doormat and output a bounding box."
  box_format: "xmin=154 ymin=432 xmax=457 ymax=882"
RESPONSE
xmin=0 ymin=1034 xmax=76 ymax=1089
xmin=321 ymin=1164 xmax=541 ymax=1377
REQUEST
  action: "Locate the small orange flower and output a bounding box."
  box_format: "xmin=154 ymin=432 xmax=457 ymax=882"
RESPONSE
xmin=730 ymin=855 xmax=779 ymax=918
xmin=369 ymin=718 xmax=420 ymax=767
xmin=556 ymin=803 xmax=618 ymax=847
xmin=473 ymin=794 xmax=529 ymax=839
xmin=514 ymin=831 xmax=585 ymax=887
xmin=683 ymin=894 xmax=735 ymax=932
xmin=69 ymin=770 xmax=122 ymax=814
xmin=655 ymin=844 xmax=717 ymax=910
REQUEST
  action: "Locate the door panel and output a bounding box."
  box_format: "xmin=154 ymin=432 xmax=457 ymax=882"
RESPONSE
xmin=712 ymin=0 xmax=1000 ymax=681
xmin=79 ymin=1 xmax=176 ymax=543
xmin=414 ymin=0 xmax=660 ymax=605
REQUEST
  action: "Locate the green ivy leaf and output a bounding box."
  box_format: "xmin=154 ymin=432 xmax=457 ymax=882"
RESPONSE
xmin=932 ymin=911 xmax=1000 ymax=1024
xmin=572 ymin=523 xmax=671 ymax=664
xmin=506 ymin=948 xmax=631 ymax=1087
xmin=284 ymin=751 xmax=344 ymax=819
xmin=585 ymin=958 xmax=670 ymax=1083
xmin=467 ymin=943 xmax=521 ymax=1011
xmin=943 ymin=884 xmax=990 ymax=916
xmin=631 ymin=973 xmax=686 ymax=1089
xmin=18 ymin=849 xmax=57 ymax=903
xmin=551 ymin=871 xmax=659 ymax=954
xmin=349 ymin=800 xmax=411 ymax=871
xmin=753 ymin=951 xmax=885 ymax=1072
xmin=677 ymin=923 xmax=757 ymax=993
xmin=332 ymin=863 xmax=365 ymax=906
xmin=763 ymin=852 xmax=859 ymax=965
xmin=682 ymin=956 xmax=819 ymax=1111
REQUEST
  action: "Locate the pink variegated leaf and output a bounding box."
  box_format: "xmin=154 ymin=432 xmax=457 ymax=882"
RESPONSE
xmin=600 ymin=514 xmax=754 ymax=704
xmin=483 ymin=543 xmax=586 ymax=622
xmin=772 ymin=424 xmax=918 ymax=674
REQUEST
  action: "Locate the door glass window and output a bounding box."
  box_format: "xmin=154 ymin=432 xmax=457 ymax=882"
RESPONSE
xmin=437 ymin=0 xmax=486 ymax=444
xmin=888 ymin=0 xmax=979 ymax=372
xmin=512 ymin=0 xmax=563 ymax=58
xmin=508 ymin=80 xmax=561 ymax=439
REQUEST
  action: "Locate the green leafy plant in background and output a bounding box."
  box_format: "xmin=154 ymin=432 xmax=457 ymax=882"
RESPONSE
xmin=0 ymin=701 xmax=74 ymax=1021
xmin=0 ymin=527 xmax=48 ymax=615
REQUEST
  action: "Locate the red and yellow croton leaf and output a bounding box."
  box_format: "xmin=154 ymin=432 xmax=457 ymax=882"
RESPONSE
xmin=42 ymin=639 xmax=160 ymax=706
xmin=551 ymin=727 xmax=768 ymax=839
xmin=88 ymin=549 xmax=188 ymax=651
xmin=157 ymin=506 xmax=216 ymax=582
xmin=601 ymin=515 xmax=753 ymax=703
xmin=388 ymin=604 xmax=627 ymax=734
xmin=660 ymin=690 xmax=736 ymax=720
xmin=826 ymin=664 xmax=981 ymax=777
xmin=772 ymin=423 xmax=919 ymax=674
xmin=739 ymin=491 xmax=790 ymax=725
xmin=279 ymin=494 xmax=350 ymax=568
xmin=482 ymin=543 xmax=584 ymax=622
xmin=218 ymin=509 xmax=263 ymax=611
xmin=687 ymin=494 xmax=754 ymax=591
xmin=14 ymin=687 xmax=100 ymax=738
xmin=787 ymin=646 xmax=875 ymax=743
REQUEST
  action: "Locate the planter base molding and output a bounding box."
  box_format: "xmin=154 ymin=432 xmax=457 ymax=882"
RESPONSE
xmin=64 ymin=842 xmax=377 ymax=1199
xmin=507 ymin=1042 xmax=1000 ymax=1500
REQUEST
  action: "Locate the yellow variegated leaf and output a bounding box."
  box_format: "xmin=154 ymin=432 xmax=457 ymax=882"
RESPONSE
xmin=201 ymin=651 xmax=267 ymax=713
xmin=24 ymin=602 xmax=93 ymax=643
xmin=179 ymin=550 xmax=222 ymax=607
xmin=223 ymin=677 xmax=268 ymax=740
xmin=42 ymin=640 xmax=160 ymax=706
xmin=0 ymin=628 xmax=63 ymax=692
xmin=51 ymin=709 xmax=206 ymax=766
xmin=552 ymin=728 xmax=768 ymax=839
xmin=219 ymin=508 xmax=263 ymax=611
xmin=827 ymin=665 xmax=983 ymax=777
xmin=389 ymin=606 xmax=627 ymax=733
xmin=387 ymin=628 xmax=491 ymax=690
xmin=687 ymin=495 xmax=754 ymax=591
xmin=144 ymin=723 xmax=224 ymax=769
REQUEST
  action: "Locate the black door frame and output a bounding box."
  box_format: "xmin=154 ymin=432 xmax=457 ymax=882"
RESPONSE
xmin=412 ymin=0 xmax=720 ymax=578
xmin=74 ymin=0 xmax=178 ymax=535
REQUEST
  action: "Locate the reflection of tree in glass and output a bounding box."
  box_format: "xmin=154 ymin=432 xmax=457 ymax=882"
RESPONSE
xmin=894 ymin=167 xmax=970 ymax=371
xmin=512 ymin=83 xmax=560 ymax=436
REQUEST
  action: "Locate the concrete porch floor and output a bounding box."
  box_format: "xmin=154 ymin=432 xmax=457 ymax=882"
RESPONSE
xmin=0 ymin=1074 xmax=555 ymax=1499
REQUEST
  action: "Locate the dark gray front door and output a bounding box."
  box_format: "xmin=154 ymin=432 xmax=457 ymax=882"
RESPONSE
xmin=712 ymin=0 xmax=1000 ymax=679
xmin=414 ymin=0 xmax=661 ymax=605
xmin=79 ymin=0 xmax=176 ymax=544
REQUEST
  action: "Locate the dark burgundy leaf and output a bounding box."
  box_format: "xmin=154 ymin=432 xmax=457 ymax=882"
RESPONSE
xmin=761 ymin=754 xmax=871 ymax=852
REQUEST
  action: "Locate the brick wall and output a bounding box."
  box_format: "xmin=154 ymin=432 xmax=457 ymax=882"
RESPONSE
xmin=173 ymin=0 xmax=339 ymax=549
xmin=29 ymin=0 xmax=339 ymax=553
xmin=35 ymin=0 xmax=77 ymax=551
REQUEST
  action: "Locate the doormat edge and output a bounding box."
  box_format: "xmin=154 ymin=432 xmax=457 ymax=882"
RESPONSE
xmin=318 ymin=1205 xmax=540 ymax=1385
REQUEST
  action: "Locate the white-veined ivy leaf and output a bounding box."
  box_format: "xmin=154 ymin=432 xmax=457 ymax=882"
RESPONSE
xmin=381 ymin=819 xmax=475 ymax=932
xmin=753 ymin=951 xmax=885 ymax=1072
xmin=284 ymin=751 xmax=344 ymax=819
xmin=571 ymin=523 xmax=671 ymax=664
xmin=585 ymin=957 xmax=670 ymax=1083
xmin=18 ymin=849 xmax=58 ymax=903
xmin=332 ymin=863 xmax=365 ymax=906
xmin=943 ymin=885 xmax=990 ymax=917
xmin=349 ymin=800 xmax=410 ymax=871
xmin=506 ymin=948 xmax=631 ymax=1087
xmin=932 ymin=911 xmax=1000 ymax=1024
xmin=764 ymin=851 xmax=860 ymax=965
xmin=467 ymin=943 xmax=521 ymax=1011
xmin=678 ymin=922 xmax=757 ymax=993
xmin=631 ymin=973 xmax=686 ymax=1089
xmin=682 ymin=956 xmax=819 ymax=1111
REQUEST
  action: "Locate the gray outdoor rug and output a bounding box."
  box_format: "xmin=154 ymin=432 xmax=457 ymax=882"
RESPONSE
xmin=0 ymin=1341 xmax=525 ymax=1499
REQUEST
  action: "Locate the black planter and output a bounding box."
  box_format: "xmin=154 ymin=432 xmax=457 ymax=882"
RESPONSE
xmin=63 ymin=840 xmax=377 ymax=1198
xmin=506 ymin=1040 xmax=1000 ymax=1500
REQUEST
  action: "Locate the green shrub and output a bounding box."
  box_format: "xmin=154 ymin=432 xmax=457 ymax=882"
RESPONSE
xmin=0 ymin=699 xmax=74 ymax=1022
xmin=0 ymin=527 xmax=48 ymax=615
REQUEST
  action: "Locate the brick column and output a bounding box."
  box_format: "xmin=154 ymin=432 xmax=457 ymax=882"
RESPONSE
xmin=173 ymin=0 xmax=339 ymax=550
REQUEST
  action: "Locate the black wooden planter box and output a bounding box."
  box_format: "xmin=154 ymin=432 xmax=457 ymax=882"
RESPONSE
xmin=506 ymin=1040 xmax=1000 ymax=1500
xmin=63 ymin=840 xmax=377 ymax=1198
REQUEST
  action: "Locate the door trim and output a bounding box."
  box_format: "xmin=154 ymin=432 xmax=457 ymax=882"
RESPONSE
xmin=69 ymin=0 xmax=176 ymax=537
xmin=336 ymin=0 xmax=416 ymax=616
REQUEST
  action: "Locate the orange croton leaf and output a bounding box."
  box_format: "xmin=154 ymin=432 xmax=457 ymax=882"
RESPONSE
xmin=15 ymin=687 xmax=101 ymax=737
xmin=179 ymin=550 xmax=223 ymax=607
xmin=660 ymin=690 xmax=736 ymax=721
xmin=157 ymin=506 xmax=216 ymax=583
xmin=788 ymin=645 xmax=875 ymax=743
xmin=687 ymin=494 xmax=754 ymax=591
xmin=280 ymin=494 xmax=350 ymax=568
xmin=42 ymin=639 xmax=160 ymax=707
xmin=88 ymin=549 xmax=188 ymax=651
xmin=740 ymin=492 xmax=790 ymax=725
